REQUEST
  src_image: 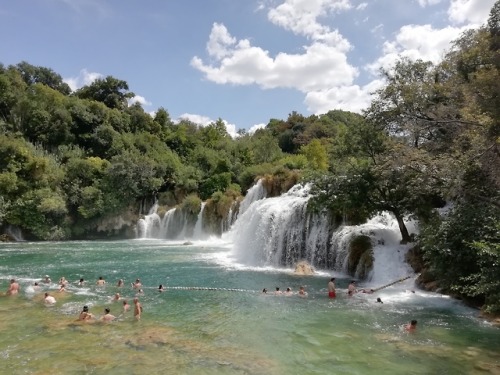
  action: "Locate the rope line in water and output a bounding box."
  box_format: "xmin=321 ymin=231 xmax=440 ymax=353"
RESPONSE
xmin=161 ymin=286 xmax=257 ymax=293
xmin=372 ymin=275 xmax=412 ymax=292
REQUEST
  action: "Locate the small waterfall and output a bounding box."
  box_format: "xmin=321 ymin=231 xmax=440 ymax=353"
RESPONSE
xmin=237 ymin=179 xmax=267 ymax=218
xmin=136 ymin=202 xmax=161 ymax=238
xmin=6 ymin=225 xmax=25 ymax=241
xmin=192 ymin=203 xmax=206 ymax=239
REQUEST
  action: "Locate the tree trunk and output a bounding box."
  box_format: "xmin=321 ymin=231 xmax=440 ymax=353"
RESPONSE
xmin=393 ymin=211 xmax=411 ymax=244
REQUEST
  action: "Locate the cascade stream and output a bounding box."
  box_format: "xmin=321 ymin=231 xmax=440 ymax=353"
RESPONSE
xmin=137 ymin=180 xmax=416 ymax=282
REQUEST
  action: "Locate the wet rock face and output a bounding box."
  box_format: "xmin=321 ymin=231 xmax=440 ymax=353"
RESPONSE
xmin=347 ymin=235 xmax=373 ymax=279
xmin=294 ymin=261 xmax=315 ymax=275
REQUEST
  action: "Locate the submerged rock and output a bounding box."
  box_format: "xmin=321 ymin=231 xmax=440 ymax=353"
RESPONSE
xmin=294 ymin=261 xmax=315 ymax=275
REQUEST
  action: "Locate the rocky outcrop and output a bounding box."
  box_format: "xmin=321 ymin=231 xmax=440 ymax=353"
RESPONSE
xmin=347 ymin=235 xmax=373 ymax=279
xmin=294 ymin=261 xmax=315 ymax=275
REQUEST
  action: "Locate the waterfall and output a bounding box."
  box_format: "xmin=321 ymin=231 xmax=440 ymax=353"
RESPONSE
xmin=192 ymin=202 xmax=206 ymax=239
xmin=6 ymin=225 xmax=25 ymax=241
xmin=226 ymin=183 xmax=416 ymax=282
xmin=137 ymin=202 xmax=208 ymax=240
xmin=136 ymin=202 xmax=161 ymax=238
xmin=237 ymin=179 xmax=267 ymax=218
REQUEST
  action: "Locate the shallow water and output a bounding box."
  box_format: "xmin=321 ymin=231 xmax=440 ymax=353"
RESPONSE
xmin=0 ymin=240 xmax=499 ymax=375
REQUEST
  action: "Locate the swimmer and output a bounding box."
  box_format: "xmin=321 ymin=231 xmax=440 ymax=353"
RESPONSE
xmin=42 ymin=275 xmax=51 ymax=284
xmin=132 ymin=279 xmax=142 ymax=289
xmin=96 ymin=276 xmax=106 ymax=286
xmin=376 ymin=297 xmax=383 ymax=304
xmin=298 ymin=286 xmax=308 ymax=297
xmin=274 ymin=287 xmax=282 ymax=295
xmin=328 ymin=278 xmax=336 ymax=299
xmin=348 ymin=281 xmax=357 ymax=296
xmin=158 ymin=284 xmax=165 ymax=292
xmin=101 ymin=308 xmax=116 ymax=322
xmin=58 ymin=284 xmax=66 ymax=293
xmin=133 ymin=298 xmax=142 ymax=320
xmin=112 ymin=293 xmax=121 ymax=302
xmin=285 ymin=287 xmax=293 ymax=295
xmin=135 ymin=289 xmax=144 ymax=296
xmin=78 ymin=305 xmax=93 ymax=321
xmin=33 ymin=282 xmax=41 ymax=290
xmin=404 ymin=320 xmax=417 ymax=332
xmin=123 ymin=300 xmax=130 ymax=313
xmin=77 ymin=278 xmax=85 ymax=286
xmin=361 ymin=289 xmax=375 ymax=294
xmin=117 ymin=279 xmax=124 ymax=287
xmin=59 ymin=277 xmax=68 ymax=286
xmin=6 ymin=279 xmax=20 ymax=295
xmin=262 ymin=288 xmax=267 ymax=294
xmin=44 ymin=292 xmax=56 ymax=305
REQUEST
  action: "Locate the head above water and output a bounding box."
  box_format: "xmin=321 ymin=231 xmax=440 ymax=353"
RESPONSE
xmin=105 ymin=308 xmax=110 ymax=314
xmin=83 ymin=305 xmax=89 ymax=312
xmin=330 ymin=278 xmax=335 ymax=282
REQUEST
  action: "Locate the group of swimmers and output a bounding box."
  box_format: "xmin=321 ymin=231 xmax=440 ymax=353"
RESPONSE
xmin=327 ymin=277 xmax=417 ymax=332
xmin=5 ymin=275 xmax=418 ymax=331
xmin=262 ymin=286 xmax=308 ymax=296
xmin=5 ymin=275 xmax=145 ymax=322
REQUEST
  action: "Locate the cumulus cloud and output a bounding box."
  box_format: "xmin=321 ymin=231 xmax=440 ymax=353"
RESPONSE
xmin=64 ymin=68 xmax=103 ymax=91
xmin=176 ymin=113 xmax=239 ymax=138
xmin=356 ymin=3 xmax=368 ymax=10
xmin=366 ymin=24 xmax=471 ymax=75
xmin=304 ymin=79 xmax=384 ymax=114
xmin=248 ymin=123 xmax=266 ymax=134
xmin=448 ymin=0 xmax=496 ymax=25
xmin=128 ymin=95 xmax=152 ymax=107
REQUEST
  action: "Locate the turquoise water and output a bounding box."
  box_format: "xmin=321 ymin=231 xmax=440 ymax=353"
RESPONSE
xmin=0 ymin=240 xmax=498 ymax=375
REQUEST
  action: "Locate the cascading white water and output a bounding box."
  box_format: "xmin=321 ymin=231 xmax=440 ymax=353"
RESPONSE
xmin=225 ymin=183 xmax=417 ymax=283
xmin=237 ymin=179 xmax=267 ymax=218
xmin=192 ymin=202 xmax=206 ymax=239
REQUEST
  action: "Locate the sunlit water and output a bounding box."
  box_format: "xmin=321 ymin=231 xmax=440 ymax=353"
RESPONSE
xmin=0 ymin=240 xmax=498 ymax=375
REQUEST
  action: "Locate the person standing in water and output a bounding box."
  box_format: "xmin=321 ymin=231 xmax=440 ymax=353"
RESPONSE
xmin=404 ymin=320 xmax=417 ymax=332
xmin=78 ymin=305 xmax=93 ymax=321
xmin=96 ymin=276 xmax=106 ymax=286
xmin=133 ymin=298 xmax=142 ymax=320
xmin=327 ymin=278 xmax=336 ymax=299
xmin=348 ymin=281 xmax=357 ymax=296
xmin=123 ymin=300 xmax=130 ymax=313
xmin=44 ymin=292 xmax=56 ymax=305
xmin=6 ymin=279 xmax=20 ymax=295
xmin=298 ymin=286 xmax=308 ymax=297
xmin=101 ymin=308 xmax=116 ymax=322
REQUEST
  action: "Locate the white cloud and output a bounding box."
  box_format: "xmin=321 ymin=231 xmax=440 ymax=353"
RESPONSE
xmin=448 ymin=0 xmax=495 ymax=25
xmin=248 ymin=123 xmax=266 ymax=134
xmin=366 ymin=24 xmax=471 ymax=75
xmin=64 ymin=68 xmax=103 ymax=91
xmin=356 ymin=2 xmax=368 ymax=10
xmin=206 ymin=23 xmax=237 ymax=59
xmin=267 ymin=0 xmax=352 ymax=46
xmin=176 ymin=113 xmax=239 ymax=138
xmin=191 ymin=23 xmax=357 ymax=92
xmin=304 ymin=79 xmax=384 ymax=114
xmin=417 ymin=0 xmax=442 ymax=7
xmin=128 ymin=95 xmax=152 ymax=107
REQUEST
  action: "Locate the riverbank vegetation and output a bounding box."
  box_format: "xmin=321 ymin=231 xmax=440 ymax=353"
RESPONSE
xmin=1 ymin=3 xmax=498 ymax=311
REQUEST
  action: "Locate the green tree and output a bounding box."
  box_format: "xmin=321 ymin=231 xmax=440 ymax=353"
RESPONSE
xmin=75 ymin=76 xmax=134 ymax=110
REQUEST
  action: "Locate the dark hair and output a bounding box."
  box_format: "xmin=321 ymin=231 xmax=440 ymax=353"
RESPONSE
xmin=330 ymin=278 xmax=335 ymax=281
xmin=105 ymin=308 xmax=110 ymax=314
xmin=83 ymin=306 xmax=89 ymax=312
xmin=376 ymin=298 xmax=383 ymax=303
xmin=411 ymin=320 xmax=417 ymax=325
xmin=262 ymin=288 xmax=267 ymax=293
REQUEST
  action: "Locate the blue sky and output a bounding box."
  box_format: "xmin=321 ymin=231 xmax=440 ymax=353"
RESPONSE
xmin=0 ymin=0 xmax=495 ymax=136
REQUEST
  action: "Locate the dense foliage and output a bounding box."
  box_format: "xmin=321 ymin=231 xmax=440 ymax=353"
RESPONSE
xmin=0 ymin=2 xmax=498 ymax=311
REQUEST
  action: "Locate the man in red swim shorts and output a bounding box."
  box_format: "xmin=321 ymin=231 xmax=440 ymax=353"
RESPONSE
xmin=328 ymin=278 xmax=336 ymax=298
